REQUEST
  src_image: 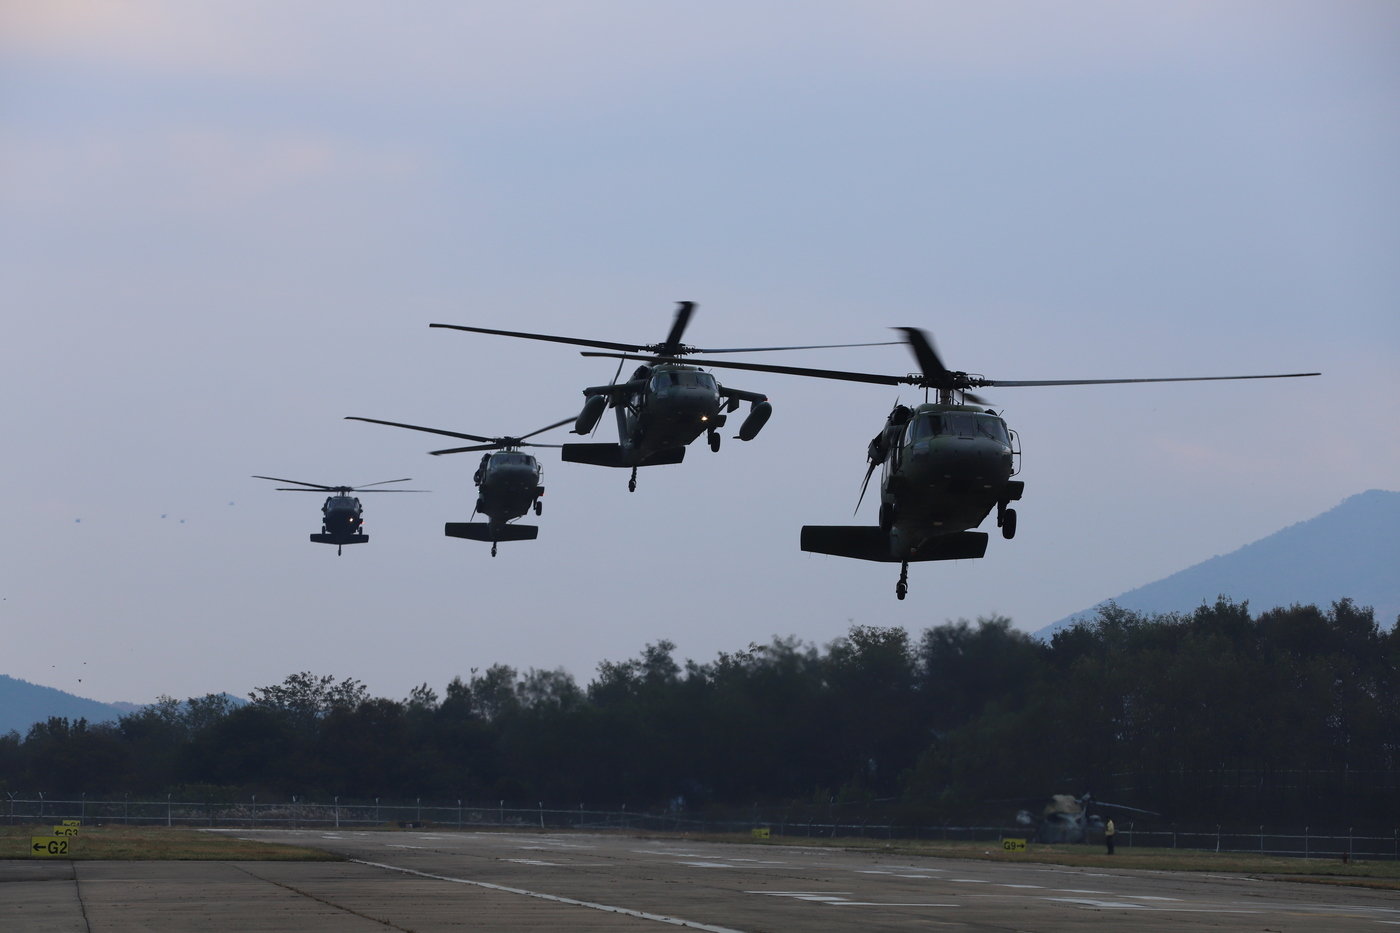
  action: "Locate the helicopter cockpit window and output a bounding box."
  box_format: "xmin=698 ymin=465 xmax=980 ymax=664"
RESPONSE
xmin=975 ymin=414 xmax=1010 ymax=445
xmin=496 ymin=453 xmax=533 ymax=467
xmin=650 ymin=371 xmax=717 ymax=392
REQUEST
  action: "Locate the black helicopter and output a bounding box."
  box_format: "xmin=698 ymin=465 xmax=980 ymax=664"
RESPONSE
xmin=251 ymin=476 xmax=424 ymax=555
xmin=618 ymin=328 xmax=1319 ymax=598
xmin=431 ymin=301 xmax=896 ymax=491
xmin=344 ymin=417 xmax=572 ymax=555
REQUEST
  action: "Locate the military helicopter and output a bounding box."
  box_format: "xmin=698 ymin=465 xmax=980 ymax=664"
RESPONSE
xmin=430 ymin=301 xmax=897 ymax=492
xmin=344 ymin=416 xmax=572 ymax=555
xmin=1013 ymin=793 xmax=1160 ymax=844
xmin=617 ymin=328 xmax=1319 ymax=598
xmin=251 ymin=475 xmax=424 ymax=555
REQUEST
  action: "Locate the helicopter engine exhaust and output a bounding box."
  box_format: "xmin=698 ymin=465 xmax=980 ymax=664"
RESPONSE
xmin=736 ymin=400 xmax=772 ymax=441
xmin=573 ymin=394 xmax=608 ymax=434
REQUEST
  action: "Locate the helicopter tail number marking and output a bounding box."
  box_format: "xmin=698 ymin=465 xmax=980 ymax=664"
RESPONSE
xmin=800 ymin=527 xmax=988 ymax=562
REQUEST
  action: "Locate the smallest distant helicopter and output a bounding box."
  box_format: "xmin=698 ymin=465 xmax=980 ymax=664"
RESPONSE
xmin=252 ymin=475 xmax=425 ymax=555
xmin=345 ymin=416 xmax=572 ymax=556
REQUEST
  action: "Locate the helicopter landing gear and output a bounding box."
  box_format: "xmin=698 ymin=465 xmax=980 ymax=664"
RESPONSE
xmin=337 ymin=545 xmax=344 ymax=557
xmin=998 ymin=505 xmax=1017 ymax=539
xmin=534 ymin=500 xmax=542 ymax=516
xmin=896 ymin=561 xmax=909 ymax=600
xmin=628 ymin=467 xmax=637 ymax=492
xmin=708 ymin=430 xmax=721 ymax=453
xmin=491 ymin=542 xmax=498 ymax=557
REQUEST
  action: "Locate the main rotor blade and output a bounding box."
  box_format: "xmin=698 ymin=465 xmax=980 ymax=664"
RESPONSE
xmin=429 ymin=444 xmax=496 ymax=455
xmin=981 ymin=372 xmax=1320 ymax=388
xmin=896 ymin=328 xmax=953 ymax=385
xmin=345 ymin=416 xmax=494 ymax=444
xmin=252 ymin=475 xmax=335 ymax=490
xmin=517 ymin=417 xmax=576 ymax=441
xmin=352 ymin=478 xmax=417 ymax=489
xmin=854 ymin=460 xmax=878 ymax=515
xmin=430 ymin=322 xmax=645 ymax=354
xmin=657 ymin=300 xmax=695 ymax=357
xmin=580 ymin=352 xmax=910 ymax=387
xmin=692 ymin=339 xmax=903 ymax=354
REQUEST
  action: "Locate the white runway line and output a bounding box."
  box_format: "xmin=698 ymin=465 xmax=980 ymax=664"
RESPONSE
xmin=354 ymin=859 xmax=747 ymax=933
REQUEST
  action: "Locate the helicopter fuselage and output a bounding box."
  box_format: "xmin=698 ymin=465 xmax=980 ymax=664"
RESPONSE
xmin=319 ymin=494 xmax=366 ymax=542
xmin=614 ymin=363 xmax=723 ymax=459
xmin=879 ymin=402 xmax=1021 ymax=558
xmin=474 ymin=450 xmax=544 ymax=527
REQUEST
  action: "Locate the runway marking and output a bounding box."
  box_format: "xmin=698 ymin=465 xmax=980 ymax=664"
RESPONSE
xmin=679 ymin=861 xmax=736 ymax=868
xmin=754 ymin=891 xmax=958 ymax=908
xmin=354 ymin=859 xmax=745 ymax=933
xmin=503 ymin=858 xmax=561 ymax=866
xmin=1046 ymin=897 xmax=1257 ymax=913
xmin=385 ymin=844 xmax=425 ymax=849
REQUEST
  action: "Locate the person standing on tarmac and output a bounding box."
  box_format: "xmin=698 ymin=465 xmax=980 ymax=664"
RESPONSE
xmin=1105 ymin=818 xmax=1116 ymax=854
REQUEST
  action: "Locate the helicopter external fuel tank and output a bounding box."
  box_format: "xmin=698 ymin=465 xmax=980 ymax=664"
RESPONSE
xmin=736 ymin=400 xmax=772 ymax=441
xmin=574 ymin=394 xmax=608 ymax=434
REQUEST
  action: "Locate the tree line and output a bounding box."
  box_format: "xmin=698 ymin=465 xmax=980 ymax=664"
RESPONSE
xmin=2 ymin=599 xmax=1396 ymax=829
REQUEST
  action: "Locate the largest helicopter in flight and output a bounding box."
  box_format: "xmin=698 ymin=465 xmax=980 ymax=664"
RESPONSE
xmin=597 ymin=328 xmax=1319 ymax=598
xmin=430 ymin=301 xmax=895 ymax=491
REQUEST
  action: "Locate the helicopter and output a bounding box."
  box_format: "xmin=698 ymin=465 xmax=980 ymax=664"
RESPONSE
xmin=344 ymin=416 xmax=572 ymax=556
xmin=1012 ymin=793 xmax=1160 ymax=844
xmin=600 ymin=328 xmax=1319 ymax=598
xmin=430 ymin=301 xmax=897 ymax=492
xmin=251 ymin=476 xmax=424 ymax=555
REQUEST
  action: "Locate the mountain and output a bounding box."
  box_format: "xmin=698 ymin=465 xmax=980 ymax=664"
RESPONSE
xmin=1034 ymin=489 xmax=1400 ymax=639
xmin=0 ymin=675 xmax=132 ymax=737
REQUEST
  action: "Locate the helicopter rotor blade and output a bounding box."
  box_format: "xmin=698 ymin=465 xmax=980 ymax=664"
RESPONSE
xmin=580 ymin=352 xmax=909 ymax=387
xmin=517 ymin=417 xmax=576 ymax=441
xmin=895 ymin=327 xmax=955 ymax=386
xmin=251 ymin=475 xmax=335 ymax=490
xmin=429 ymin=444 xmax=498 ymax=455
xmin=345 ymin=416 xmax=494 ymax=444
xmin=981 ymin=372 xmax=1321 ymax=388
xmin=692 ymin=339 xmax=903 ymax=354
xmin=854 ymin=460 xmax=878 ymax=515
xmin=351 ymin=478 xmax=417 ymax=489
xmin=429 ymin=322 xmax=645 ymax=354
xmin=656 ymin=300 xmax=695 ymax=357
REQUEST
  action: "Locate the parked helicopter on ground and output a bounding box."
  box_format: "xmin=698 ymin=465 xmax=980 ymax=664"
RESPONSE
xmin=594 ymin=328 xmax=1319 ymax=598
xmin=1012 ymin=793 xmax=1160 ymax=844
xmin=345 ymin=416 xmax=572 ymax=555
xmin=430 ymin=302 xmax=896 ymax=491
xmin=251 ymin=476 xmax=424 ymax=555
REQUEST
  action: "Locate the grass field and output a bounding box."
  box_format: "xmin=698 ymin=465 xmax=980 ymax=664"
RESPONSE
xmin=0 ymin=824 xmax=340 ymax=861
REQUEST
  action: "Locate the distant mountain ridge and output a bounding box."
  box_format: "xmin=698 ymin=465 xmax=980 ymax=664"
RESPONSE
xmin=1034 ymin=489 xmax=1400 ymax=639
xmin=0 ymin=675 xmax=132 ymax=737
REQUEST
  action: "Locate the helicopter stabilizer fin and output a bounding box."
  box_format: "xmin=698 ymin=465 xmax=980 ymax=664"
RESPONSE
xmin=444 ymin=523 xmax=539 ymax=542
xmin=310 ymin=534 xmax=368 ymax=545
xmin=561 ymin=443 xmax=686 ymax=468
xmin=801 ymin=527 xmax=988 ymax=562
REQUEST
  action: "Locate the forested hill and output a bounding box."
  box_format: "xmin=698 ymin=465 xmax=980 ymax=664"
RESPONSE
xmin=1036 ymin=489 xmax=1400 ymax=638
xmin=0 ymin=675 xmax=132 ymax=736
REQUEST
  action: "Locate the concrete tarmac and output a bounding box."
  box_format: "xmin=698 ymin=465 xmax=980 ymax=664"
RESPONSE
xmin=4 ymin=829 xmax=1398 ymax=931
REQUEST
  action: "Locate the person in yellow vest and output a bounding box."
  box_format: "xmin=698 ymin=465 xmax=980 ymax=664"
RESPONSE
xmin=1105 ymin=818 xmax=1116 ymax=854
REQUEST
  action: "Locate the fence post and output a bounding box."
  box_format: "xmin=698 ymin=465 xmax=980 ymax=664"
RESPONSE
xmin=167 ymin=793 xmax=172 ymax=827
xmin=335 ymin=796 xmax=340 ymax=829
xmin=538 ymin=801 xmax=544 ymax=829
xmin=1215 ymin=824 xmax=1221 ymax=853
xmin=1259 ymin=825 xmax=1264 ymax=854
xmin=1305 ymin=826 xmax=1309 ymax=859
xmin=458 ymin=800 xmax=462 ymax=829
xmin=499 ymin=800 xmax=504 ymax=825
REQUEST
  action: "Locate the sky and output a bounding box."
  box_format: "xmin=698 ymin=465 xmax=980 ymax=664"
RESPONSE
xmin=2 ymin=1 xmax=1397 ymax=706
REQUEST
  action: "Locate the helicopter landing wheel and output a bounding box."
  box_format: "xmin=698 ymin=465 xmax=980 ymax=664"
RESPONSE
xmin=708 ymin=431 xmax=721 ymax=453
xmin=896 ymin=561 xmax=909 ymax=600
xmin=628 ymin=467 xmax=637 ymax=492
xmin=1001 ymin=508 xmax=1017 ymax=540
xmin=491 ymin=542 xmax=498 ymax=557
xmin=534 ymin=500 xmax=542 ymax=516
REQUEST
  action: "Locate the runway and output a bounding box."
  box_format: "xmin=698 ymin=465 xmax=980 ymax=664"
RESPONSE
xmin=4 ymin=829 xmax=1397 ymax=931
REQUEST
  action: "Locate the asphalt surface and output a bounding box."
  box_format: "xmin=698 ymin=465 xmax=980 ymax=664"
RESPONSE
xmin=3 ymin=829 xmax=1398 ymax=931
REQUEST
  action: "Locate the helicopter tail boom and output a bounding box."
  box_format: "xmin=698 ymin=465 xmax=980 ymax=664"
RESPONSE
xmin=801 ymin=527 xmax=988 ymax=562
